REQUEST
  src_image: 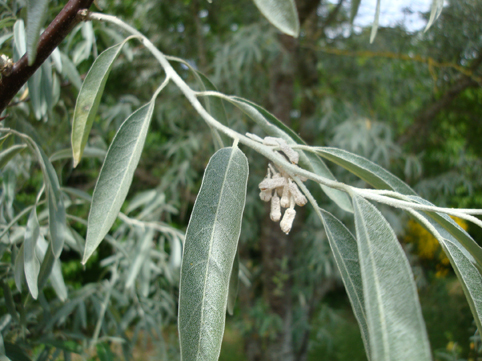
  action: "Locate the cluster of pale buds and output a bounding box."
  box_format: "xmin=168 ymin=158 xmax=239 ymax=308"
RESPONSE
xmin=259 ymin=164 xmax=307 ymax=235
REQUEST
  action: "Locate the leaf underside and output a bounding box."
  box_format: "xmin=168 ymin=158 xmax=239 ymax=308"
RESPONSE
xmin=178 ymin=147 xmax=248 ymax=361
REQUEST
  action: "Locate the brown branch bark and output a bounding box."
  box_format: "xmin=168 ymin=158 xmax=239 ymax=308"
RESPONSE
xmin=0 ymin=0 xmax=95 ymax=113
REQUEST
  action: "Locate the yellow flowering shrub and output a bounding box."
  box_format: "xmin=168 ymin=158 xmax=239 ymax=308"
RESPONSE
xmin=405 ymin=216 xmax=468 ymax=278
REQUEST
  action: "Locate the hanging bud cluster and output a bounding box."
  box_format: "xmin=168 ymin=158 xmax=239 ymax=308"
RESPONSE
xmin=258 ymin=137 xmax=307 ymax=234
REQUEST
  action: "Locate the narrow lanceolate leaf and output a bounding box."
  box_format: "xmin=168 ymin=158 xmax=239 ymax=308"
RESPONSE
xmin=30 ymin=142 xmax=67 ymax=258
xmin=350 ymin=0 xmax=362 ymax=24
xmin=229 ymin=97 xmax=352 ymax=213
xmin=319 ymin=209 xmax=370 ymax=359
xmin=83 ymin=101 xmax=156 ymax=264
xmin=125 ymin=230 xmax=154 ymax=289
xmin=14 ymin=245 xmax=25 ymax=292
xmin=252 ymin=0 xmax=300 ymax=37
xmin=23 ymin=207 xmax=41 ymax=299
xmin=425 ymin=0 xmax=444 ymax=32
xmin=72 ymin=39 xmax=131 ymax=167
xmin=179 ymin=147 xmax=249 ymax=361
xmin=353 ymin=195 xmax=431 ymax=361
xmin=227 ymin=250 xmax=240 ymax=316
xmin=315 ymin=147 xmax=416 ymax=196
xmin=26 ymin=0 xmax=49 ymax=65
xmin=48 ymin=190 xmax=67 ymax=258
xmin=370 ymin=0 xmax=381 ymax=43
xmin=407 ymin=209 xmax=482 ymax=335
xmin=0 ymin=144 xmax=27 ymax=169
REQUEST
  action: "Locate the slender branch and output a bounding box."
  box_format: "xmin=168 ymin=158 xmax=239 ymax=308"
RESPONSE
xmin=87 ymin=13 xmax=482 ymax=225
xmin=0 ymin=0 xmax=95 ymax=113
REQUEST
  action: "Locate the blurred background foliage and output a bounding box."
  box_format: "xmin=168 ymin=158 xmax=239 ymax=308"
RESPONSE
xmin=1 ymin=0 xmax=482 ymax=360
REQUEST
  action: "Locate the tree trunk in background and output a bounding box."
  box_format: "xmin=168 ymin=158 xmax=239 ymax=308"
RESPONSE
xmin=243 ymin=2 xmax=323 ymax=360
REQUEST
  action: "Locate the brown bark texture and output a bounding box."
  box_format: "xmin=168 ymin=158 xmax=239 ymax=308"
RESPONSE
xmin=0 ymin=0 xmax=95 ymax=113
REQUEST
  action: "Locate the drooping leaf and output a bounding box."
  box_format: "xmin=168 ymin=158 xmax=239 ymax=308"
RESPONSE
xmin=179 ymin=146 xmax=249 ymax=361
xmin=13 ymin=20 xmax=26 ymax=60
xmin=227 ymin=250 xmax=240 ymax=316
xmin=27 ymin=67 xmax=46 ymax=120
xmin=350 ymin=0 xmax=362 ymax=24
xmin=48 ymin=178 xmax=67 ymax=258
xmin=425 ymin=0 xmax=444 ymax=32
xmin=37 ymin=236 xmax=68 ymax=301
xmin=319 ymin=209 xmax=370 ymax=359
xmin=50 ymin=147 xmax=106 ymax=162
xmin=0 ymin=144 xmax=27 ymax=169
xmin=23 ymin=207 xmax=41 ymax=299
xmin=229 ymin=97 xmax=352 ymax=212
xmin=125 ymin=230 xmax=154 ymax=289
xmin=14 ymin=245 xmax=25 ymax=292
xmin=407 ymin=209 xmax=482 ymax=335
xmin=315 ymin=147 xmax=416 ymax=195
xmin=353 ymin=195 xmax=431 ymax=361
xmin=252 ymin=0 xmax=300 ymax=37
xmin=37 ymin=243 xmax=55 ymax=291
xmin=40 ymin=60 xmax=54 ymax=114
xmin=82 ymin=100 xmax=156 ymax=264
xmin=370 ymin=0 xmax=381 ymax=43
xmin=71 ymin=39 xmax=132 ymax=167
xmin=60 ymin=52 xmax=82 ymax=89
xmin=26 ymin=0 xmax=49 ymax=65
xmin=27 ymin=141 xmax=67 ymax=258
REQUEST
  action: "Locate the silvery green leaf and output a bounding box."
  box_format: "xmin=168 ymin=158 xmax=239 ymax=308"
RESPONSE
xmin=83 ymin=100 xmax=157 ymax=264
xmin=0 ymin=144 xmax=27 ymax=169
xmin=37 ymin=242 xmax=55 ymax=291
xmin=14 ymin=244 xmax=25 ymax=292
xmin=252 ymin=0 xmax=300 ymax=37
xmin=48 ymin=185 xmax=67 ymax=258
xmin=51 ymin=47 xmax=62 ymax=73
xmin=27 ymin=67 xmax=46 ymax=120
xmin=425 ymin=0 xmax=444 ymax=32
xmin=71 ymin=39 xmax=131 ymax=167
xmin=13 ymin=20 xmax=26 ymax=61
xmin=140 ymin=256 xmax=151 ymax=298
xmin=60 ymin=52 xmax=82 ymax=89
xmin=36 ymin=236 xmax=68 ymax=301
xmin=179 ymin=146 xmax=248 ymax=361
xmin=40 ymin=60 xmax=54 ymax=113
xmin=319 ymin=209 xmax=370 ymax=359
xmin=315 ymin=147 xmax=416 ymax=195
xmin=50 ymin=147 xmax=106 ymax=162
xmin=408 ymin=209 xmax=482 ymax=334
xmin=350 ymin=0 xmax=362 ymax=24
xmin=229 ymin=97 xmax=352 ymax=212
xmin=52 ymin=73 xmax=60 ymax=107
xmin=125 ymin=230 xmax=154 ymax=290
xmin=23 ymin=207 xmax=41 ymax=299
xmin=26 ymin=0 xmax=49 ymax=65
xmin=370 ymin=0 xmax=381 ymax=43
xmin=227 ymin=250 xmax=239 ymax=316
xmin=353 ymin=195 xmax=431 ymax=361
